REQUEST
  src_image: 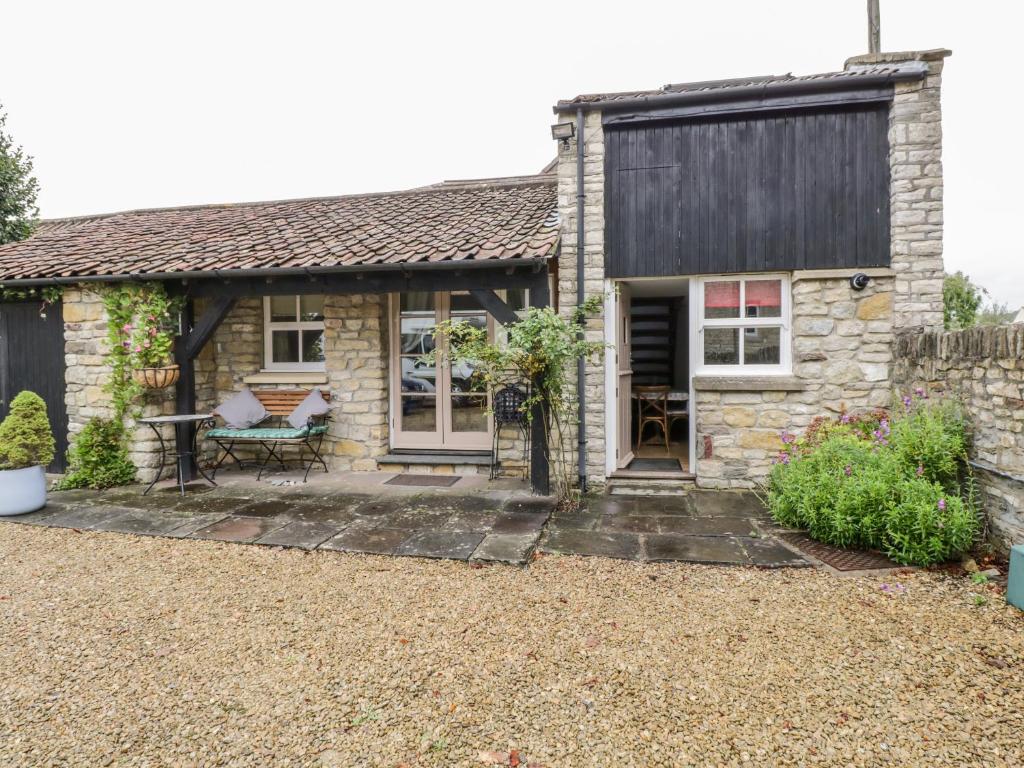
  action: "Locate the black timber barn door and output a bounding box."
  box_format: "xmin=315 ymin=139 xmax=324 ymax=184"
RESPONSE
xmin=605 ymin=103 xmax=892 ymax=278
xmin=0 ymin=301 xmax=69 ymax=472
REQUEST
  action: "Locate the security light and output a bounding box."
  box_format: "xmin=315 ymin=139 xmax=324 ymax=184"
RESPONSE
xmin=550 ymin=122 xmax=575 ymax=148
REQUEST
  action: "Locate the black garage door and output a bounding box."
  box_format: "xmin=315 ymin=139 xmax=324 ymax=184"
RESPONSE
xmin=0 ymin=300 xmax=68 ymax=472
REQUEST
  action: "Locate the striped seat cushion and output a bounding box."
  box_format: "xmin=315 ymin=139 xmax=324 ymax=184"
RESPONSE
xmin=206 ymin=425 xmax=327 ymax=440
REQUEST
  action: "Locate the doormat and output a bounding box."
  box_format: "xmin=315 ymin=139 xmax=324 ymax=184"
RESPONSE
xmin=627 ymin=458 xmax=683 ymax=472
xmin=385 ymin=474 xmax=461 ymax=487
xmin=779 ymin=533 xmax=899 ymax=571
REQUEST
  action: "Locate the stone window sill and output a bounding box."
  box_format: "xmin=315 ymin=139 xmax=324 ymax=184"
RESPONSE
xmin=242 ymin=371 xmax=329 ymax=385
xmin=692 ymin=375 xmax=806 ymax=392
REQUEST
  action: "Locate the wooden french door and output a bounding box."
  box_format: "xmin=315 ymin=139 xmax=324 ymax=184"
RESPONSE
xmin=391 ymin=292 xmax=493 ymax=450
xmin=616 ymin=284 xmax=634 ymax=468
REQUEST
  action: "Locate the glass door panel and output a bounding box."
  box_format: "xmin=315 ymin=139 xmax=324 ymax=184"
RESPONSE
xmin=391 ymin=292 xmax=493 ymax=449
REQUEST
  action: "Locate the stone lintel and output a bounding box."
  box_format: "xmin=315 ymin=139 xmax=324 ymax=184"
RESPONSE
xmin=692 ymin=376 xmax=806 ymax=392
xmin=844 ymin=48 xmax=952 ymax=68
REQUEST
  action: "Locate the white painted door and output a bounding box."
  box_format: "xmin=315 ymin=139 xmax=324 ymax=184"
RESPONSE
xmin=616 ymin=283 xmax=634 ymax=468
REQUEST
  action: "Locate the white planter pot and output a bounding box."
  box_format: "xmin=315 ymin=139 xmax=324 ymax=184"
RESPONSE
xmin=0 ymin=465 xmax=48 ymax=516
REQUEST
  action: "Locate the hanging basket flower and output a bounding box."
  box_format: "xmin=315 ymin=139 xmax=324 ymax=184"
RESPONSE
xmin=132 ymin=364 xmax=180 ymax=389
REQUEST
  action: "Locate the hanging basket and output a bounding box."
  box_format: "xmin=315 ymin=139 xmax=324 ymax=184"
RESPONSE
xmin=132 ymin=364 xmax=180 ymax=389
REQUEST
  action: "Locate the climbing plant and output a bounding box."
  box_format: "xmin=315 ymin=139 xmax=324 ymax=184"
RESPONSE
xmin=0 ymin=285 xmax=63 ymax=317
xmin=97 ymin=283 xmax=184 ymax=421
xmin=429 ymin=295 xmax=605 ymax=501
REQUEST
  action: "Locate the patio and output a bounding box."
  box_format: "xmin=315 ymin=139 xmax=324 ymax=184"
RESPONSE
xmin=3 ymin=471 xmax=827 ymax=568
xmin=13 ymin=472 xmax=554 ymax=565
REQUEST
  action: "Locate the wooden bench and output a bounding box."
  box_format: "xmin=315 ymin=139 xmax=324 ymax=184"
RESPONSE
xmin=205 ymin=389 xmax=332 ymax=482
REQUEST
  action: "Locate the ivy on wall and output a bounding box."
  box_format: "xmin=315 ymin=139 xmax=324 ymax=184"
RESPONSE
xmin=0 ymin=285 xmax=63 ymax=317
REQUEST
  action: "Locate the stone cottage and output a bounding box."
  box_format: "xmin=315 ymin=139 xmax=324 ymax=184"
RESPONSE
xmin=0 ymin=49 xmax=950 ymax=496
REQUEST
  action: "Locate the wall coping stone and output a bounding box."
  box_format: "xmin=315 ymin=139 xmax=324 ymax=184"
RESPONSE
xmin=693 ymin=375 xmax=807 ymax=392
xmin=845 ymin=48 xmax=952 ymax=67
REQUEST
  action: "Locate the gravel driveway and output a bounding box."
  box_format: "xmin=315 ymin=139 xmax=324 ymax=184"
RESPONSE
xmin=2 ymin=525 xmax=1022 ymax=767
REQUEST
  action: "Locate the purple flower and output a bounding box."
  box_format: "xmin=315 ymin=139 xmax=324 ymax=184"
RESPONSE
xmin=844 ymin=465 xmax=853 ymax=477
xmin=840 ymin=413 xmax=851 ymax=424
xmin=902 ymin=395 xmax=913 ymax=409
xmin=880 ymin=419 xmax=890 ymax=437
xmin=938 ymin=498 xmax=947 ymax=511
xmin=780 ymin=431 xmax=795 ymax=445
xmin=916 ymin=464 xmax=924 ymax=477
xmin=915 ymin=387 xmax=925 ymax=397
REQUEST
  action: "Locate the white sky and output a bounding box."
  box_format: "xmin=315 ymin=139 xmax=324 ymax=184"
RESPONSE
xmin=2 ymin=1 xmax=1021 ymax=307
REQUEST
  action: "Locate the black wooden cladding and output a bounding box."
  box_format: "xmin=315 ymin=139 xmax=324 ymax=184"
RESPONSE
xmin=0 ymin=301 xmax=68 ymax=471
xmin=605 ymin=104 xmax=891 ymax=278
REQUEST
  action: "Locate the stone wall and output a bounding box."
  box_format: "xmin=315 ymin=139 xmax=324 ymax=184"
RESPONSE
xmin=846 ymin=49 xmax=950 ymax=331
xmin=694 ymin=272 xmax=896 ymax=488
xmin=555 ymin=110 xmax=608 ymax=485
xmin=894 ymin=324 xmax=1024 ymax=552
xmin=62 ymin=287 xmax=216 ymax=483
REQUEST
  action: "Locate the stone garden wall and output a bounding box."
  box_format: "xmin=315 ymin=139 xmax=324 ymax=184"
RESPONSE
xmin=894 ymin=324 xmax=1024 ymax=552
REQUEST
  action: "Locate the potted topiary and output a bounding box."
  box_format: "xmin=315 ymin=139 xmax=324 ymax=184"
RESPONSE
xmin=0 ymin=391 xmax=56 ymax=515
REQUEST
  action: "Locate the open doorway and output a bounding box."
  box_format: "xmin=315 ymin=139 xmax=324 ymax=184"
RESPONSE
xmin=611 ymin=278 xmax=692 ymax=476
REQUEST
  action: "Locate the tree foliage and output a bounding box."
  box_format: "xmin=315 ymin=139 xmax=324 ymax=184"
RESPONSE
xmin=0 ymin=105 xmax=40 ymax=244
xmin=56 ymin=417 xmax=136 ymax=490
xmin=942 ymin=271 xmax=986 ymax=330
xmin=430 ymin=296 xmax=605 ymax=500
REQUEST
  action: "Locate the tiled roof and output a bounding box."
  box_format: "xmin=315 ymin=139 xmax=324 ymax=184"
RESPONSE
xmin=556 ymin=62 xmax=927 ymax=109
xmin=0 ymin=175 xmax=558 ymax=283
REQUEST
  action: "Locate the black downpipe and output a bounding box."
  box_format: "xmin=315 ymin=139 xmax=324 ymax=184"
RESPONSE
xmin=575 ymin=107 xmax=587 ymax=494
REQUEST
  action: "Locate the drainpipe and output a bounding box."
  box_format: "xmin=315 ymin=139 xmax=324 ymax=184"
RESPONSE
xmin=575 ymin=107 xmax=587 ymax=494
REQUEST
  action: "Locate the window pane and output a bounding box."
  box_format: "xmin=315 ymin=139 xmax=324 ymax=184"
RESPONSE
xmin=745 ymin=280 xmax=782 ymax=319
xmin=743 ymin=327 xmax=781 ymax=365
xmin=505 ymin=288 xmax=528 ymax=312
xmin=704 ymin=327 xmax=739 ymax=365
xmin=451 ymin=395 xmax=488 ymax=432
xmin=300 ymin=295 xmax=325 ymax=321
xmin=401 ymin=396 xmax=436 ymax=432
xmin=400 ymin=317 xmax=436 ymax=355
xmin=401 ymin=292 xmax=434 ymax=314
xmin=272 ymin=330 xmax=299 ymax=362
xmin=400 ymin=357 xmax=437 ymax=392
xmin=270 ymin=296 xmax=296 ymax=322
xmin=301 ymin=329 xmax=325 ymax=362
xmin=704 ymin=281 xmax=740 ymax=319
xmin=450 ymin=292 xmax=484 ymax=314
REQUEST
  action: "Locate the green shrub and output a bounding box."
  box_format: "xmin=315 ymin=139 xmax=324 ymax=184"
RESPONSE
xmin=56 ymin=417 xmax=136 ymax=490
xmin=0 ymin=391 xmax=56 ymax=470
xmin=764 ymin=393 xmax=977 ymax=566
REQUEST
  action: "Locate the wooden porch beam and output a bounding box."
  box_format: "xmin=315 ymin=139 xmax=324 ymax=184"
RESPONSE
xmin=468 ymin=288 xmax=518 ymax=325
xmin=178 ymin=265 xmax=546 ymax=299
xmin=527 ymin=271 xmax=551 ymax=496
xmin=185 ymin=296 xmax=236 ymax=360
xmin=174 ymin=298 xmax=197 ymax=482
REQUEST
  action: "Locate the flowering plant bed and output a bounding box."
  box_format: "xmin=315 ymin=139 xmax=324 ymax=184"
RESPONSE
xmin=763 ymin=390 xmax=978 ymax=566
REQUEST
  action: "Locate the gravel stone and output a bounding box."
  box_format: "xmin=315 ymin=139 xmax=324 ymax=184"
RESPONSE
xmin=1 ymin=525 xmax=1022 ymax=766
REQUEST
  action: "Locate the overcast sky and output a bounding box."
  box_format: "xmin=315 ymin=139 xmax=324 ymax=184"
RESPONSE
xmin=2 ymin=1 xmax=1021 ymax=307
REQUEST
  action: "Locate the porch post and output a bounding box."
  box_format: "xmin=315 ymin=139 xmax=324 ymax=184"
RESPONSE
xmin=174 ymin=297 xmax=197 ymax=481
xmin=528 ymin=271 xmax=551 ymax=495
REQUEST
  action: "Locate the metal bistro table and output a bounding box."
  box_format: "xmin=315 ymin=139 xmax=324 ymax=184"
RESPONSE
xmin=138 ymin=414 xmax=217 ymax=496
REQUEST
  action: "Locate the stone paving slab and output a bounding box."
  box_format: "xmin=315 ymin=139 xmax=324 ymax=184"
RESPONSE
xmin=541 ymin=529 xmax=644 ymax=560
xmin=190 ymin=516 xmax=286 ymax=544
xmin=319 ymin=526 xmax=411 ymax=556
xmin=37 ymin=506 xmax=134 ymax=531
xmin=471 ymin=533 xmax=539 ymax=564
xmin=645 ymin=534 xmax=750 ymax=565
xmin=92 ymin=511 xmax=203 ymax=537
xmin=255 ymin=521 xmax=343 ymax=550
xmin=164 ymin=513 xmax=234 ymax=538
xmin=395 ymin=530 xmax=485 ymax=560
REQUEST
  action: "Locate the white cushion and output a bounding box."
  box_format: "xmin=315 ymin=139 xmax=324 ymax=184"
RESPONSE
xmin=214 ymin=387 xmax=270 ymax=429
xmin=287 ymin=389 xmax=330 ymax=430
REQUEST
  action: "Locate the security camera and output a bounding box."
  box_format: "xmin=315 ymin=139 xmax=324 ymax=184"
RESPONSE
xmin=850 ymin=273 xmax=871 ymax=291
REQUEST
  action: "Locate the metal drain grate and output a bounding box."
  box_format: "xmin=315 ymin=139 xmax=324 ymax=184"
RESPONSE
xmin=780 ymin=533 xmax=899 ymax=571
xmin=384 ymin=474 xmax=461 ymax=488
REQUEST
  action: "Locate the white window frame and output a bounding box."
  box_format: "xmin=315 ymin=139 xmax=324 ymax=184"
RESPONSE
xmin=262 ymin=296 xmax=327 ymax=372
xmin=695 ymin=274 xmax=791 ymax=375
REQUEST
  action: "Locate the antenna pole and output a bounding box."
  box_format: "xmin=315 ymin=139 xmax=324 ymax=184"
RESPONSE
xmin=867 ymin=0 xmax=881 ymax=54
